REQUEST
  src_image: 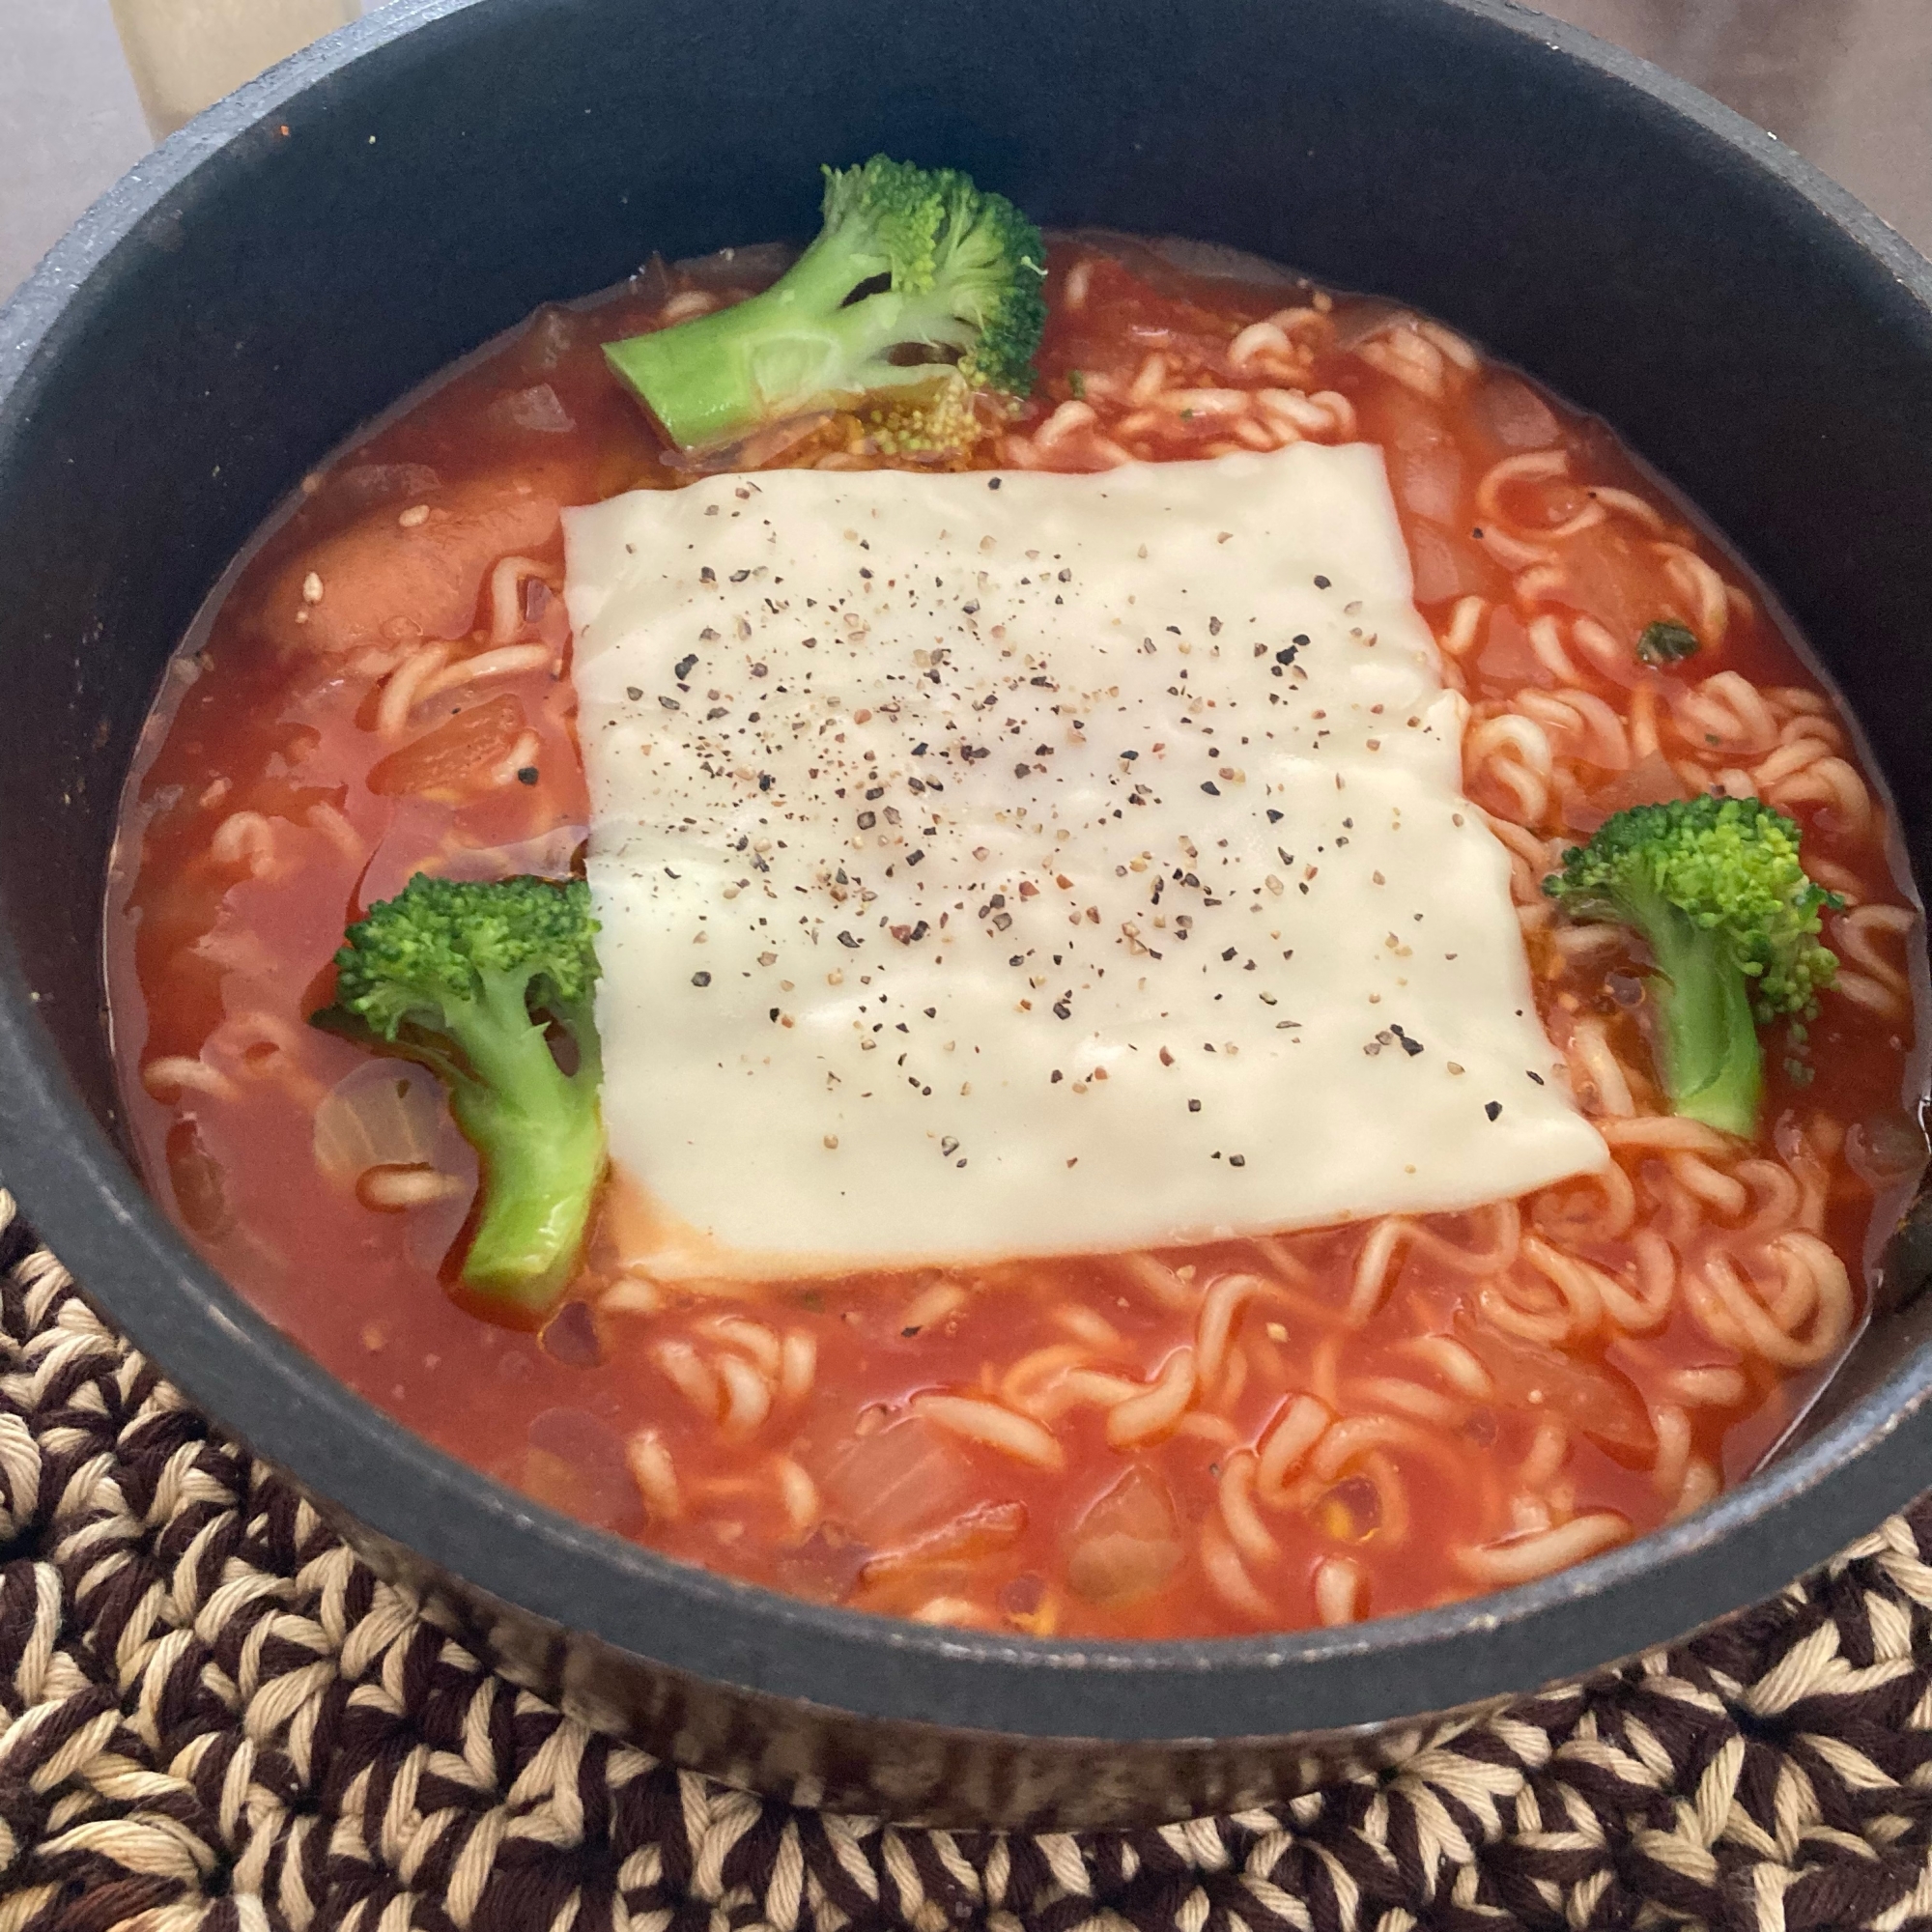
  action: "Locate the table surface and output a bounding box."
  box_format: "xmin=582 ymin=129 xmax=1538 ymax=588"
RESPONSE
xmin=2 ymin=0 xmax=1927 ymax=307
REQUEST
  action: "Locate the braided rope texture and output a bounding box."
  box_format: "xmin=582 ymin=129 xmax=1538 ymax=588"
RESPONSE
xmin=6 ymin=1197 xmax=1932 ymax=1931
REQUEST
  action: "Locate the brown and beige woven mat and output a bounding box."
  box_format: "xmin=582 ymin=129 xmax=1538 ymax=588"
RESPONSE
xmin=5 ymin=1191 xmax=1932 ymax=1932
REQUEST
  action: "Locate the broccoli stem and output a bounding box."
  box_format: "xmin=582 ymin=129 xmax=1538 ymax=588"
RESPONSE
xmin=1642 ymin=895 xmax=1763 ymax=1138
xmin=607 ymin=241 xmax=969 ymax=449
xmin=445 ymin=973 xmax=605 ymax=1315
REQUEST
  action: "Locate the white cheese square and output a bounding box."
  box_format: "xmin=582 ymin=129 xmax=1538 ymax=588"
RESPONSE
xmin=564 ymin=447 xmax=1605 ymax=1278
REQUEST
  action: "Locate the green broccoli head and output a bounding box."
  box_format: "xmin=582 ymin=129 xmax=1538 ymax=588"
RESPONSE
xmin=605 ymin=156 xmax=1048 ymax=454
xmin=330 ymin=872 xmax=600 ymax=1044
xmin=1545 ymin=795 xmax=1839 ymax=1136
xmin=923 ymin=166 xmax=1049 ymax=396
xmin=315 ymin=873 xmax=605 ymax=1321
xmin=1548 ymin=796 xmax=1839 ymax=1020
xmin=818 ymin=154 xmax=951 ymax=290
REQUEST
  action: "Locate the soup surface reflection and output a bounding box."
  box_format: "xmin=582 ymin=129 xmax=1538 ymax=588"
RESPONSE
xmin=104 ymin=237 xmax=1928 ymax=1638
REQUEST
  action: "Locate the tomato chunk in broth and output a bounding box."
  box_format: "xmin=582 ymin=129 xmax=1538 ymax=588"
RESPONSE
xmin=105 ymin=237 xmax=1927 ymax=1639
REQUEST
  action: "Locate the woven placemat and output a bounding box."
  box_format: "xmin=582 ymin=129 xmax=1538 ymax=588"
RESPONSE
xmin=4 ymin=1192 xmax=1932 ymax=1932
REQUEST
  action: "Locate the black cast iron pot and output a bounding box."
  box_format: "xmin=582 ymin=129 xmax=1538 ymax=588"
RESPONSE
xmin=3 ymin=0 xmax=1931 ymax=1831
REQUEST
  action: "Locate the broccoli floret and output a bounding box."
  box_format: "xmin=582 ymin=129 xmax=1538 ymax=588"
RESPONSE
xmin=312 ymin=873 xmax=605 ymax=1319
xmin=606 ymin=156 xmax=1047 ymax=453
xmin=1635 ymin=619 xmax=1700 ymax=668
xmin=1544 ymin=796 xmax=1839 ymax=1137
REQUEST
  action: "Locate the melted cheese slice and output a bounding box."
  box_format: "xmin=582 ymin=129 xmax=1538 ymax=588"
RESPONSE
xmin=564 ymin=447 xmax=1605 ymax=1278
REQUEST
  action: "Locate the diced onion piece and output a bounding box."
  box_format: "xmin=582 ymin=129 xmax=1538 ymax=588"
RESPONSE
xmin=1066 ymin=1467 xmax=1185 ymax=1606
xmin=861 ymin=1500 xmax=1028 ymax=1583
xmin=166 ymin=1119 xmax=232 ymax=1238
xmin=817 ymin=1420 xmax=972 ymax=1548
xmin=367 ymin=691 xmax=527 ymax=795
xmin=1474 ymin=374 xmax=1559 ymax=451
xmin=1456 ymin=1316 xmax=1655 ymax=1462
xmin=524 ymin=1407 xmax=642 ymax=1534
xmin=313 ymin=1061 xmax=445 ymax=1186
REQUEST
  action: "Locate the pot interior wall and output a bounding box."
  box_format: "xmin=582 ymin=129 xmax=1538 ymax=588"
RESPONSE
xmin=2 ymin=0 xmax=1932 ymax=1778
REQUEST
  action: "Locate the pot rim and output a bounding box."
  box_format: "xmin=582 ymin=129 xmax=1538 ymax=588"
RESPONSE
xmin=3 ymin=0 xmax=1931 ymax=1745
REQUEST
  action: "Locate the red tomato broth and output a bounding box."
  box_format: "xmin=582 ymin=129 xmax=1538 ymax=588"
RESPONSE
xmin=103 ymin=237 xmax=1927 ymax=1640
